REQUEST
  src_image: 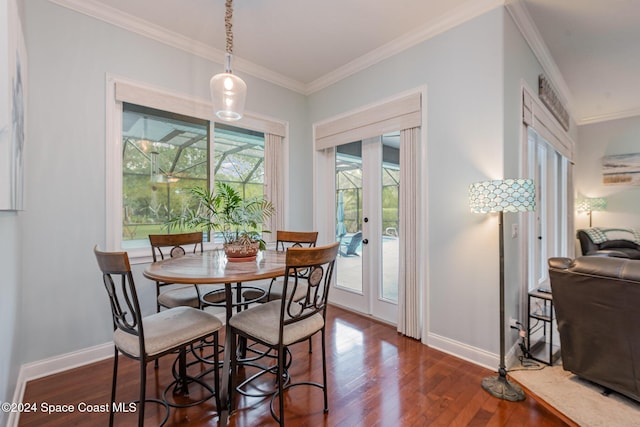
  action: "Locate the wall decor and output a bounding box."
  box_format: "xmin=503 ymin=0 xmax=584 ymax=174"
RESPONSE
xmin=538 ymin=74 xmax=569 ymax=132
xmin=0 ymin=0 xmax=26 ymax=210
xmin=602 ymin=153 xmax=640 ymax=186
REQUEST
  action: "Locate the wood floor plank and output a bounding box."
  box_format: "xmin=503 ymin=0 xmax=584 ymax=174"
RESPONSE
xmin=19 ymin=305 xmax=571 ymax=426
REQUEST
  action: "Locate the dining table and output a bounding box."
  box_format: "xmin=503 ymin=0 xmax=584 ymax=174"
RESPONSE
xmin=143 ymin=248 xmax=287 ymax=426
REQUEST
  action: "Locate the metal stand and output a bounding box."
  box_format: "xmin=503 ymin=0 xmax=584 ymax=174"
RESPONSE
xmin=481 ymin=211 xmax=525 ymax=402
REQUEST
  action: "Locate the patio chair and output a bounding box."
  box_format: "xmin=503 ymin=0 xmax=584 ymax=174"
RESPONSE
xmin=340 ymin=231 xmax=362 ymax=257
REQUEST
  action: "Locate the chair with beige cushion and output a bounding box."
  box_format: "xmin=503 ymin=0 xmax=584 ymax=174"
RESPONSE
xmin=94 ymin=246 xmax=223 ymax=427
xmin=149 ymin=232 xmax=225 ymax=311
xmin=242 ymin=230 xmax=318 ymax=304
xmin=228 ymin=242 xmax=339 ymax=426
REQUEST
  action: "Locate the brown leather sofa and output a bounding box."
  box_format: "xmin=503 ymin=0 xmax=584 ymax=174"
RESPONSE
xmin=548 ymin=256 xmax=640 ymax=403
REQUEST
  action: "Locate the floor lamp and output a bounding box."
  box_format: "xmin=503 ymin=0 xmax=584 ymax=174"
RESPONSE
xmin=469 ymin=178 xmax=536 ymax=402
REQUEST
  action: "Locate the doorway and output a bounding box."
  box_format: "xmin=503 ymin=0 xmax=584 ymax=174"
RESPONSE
xmin=331 ymin=134 xmax=399 ymax=324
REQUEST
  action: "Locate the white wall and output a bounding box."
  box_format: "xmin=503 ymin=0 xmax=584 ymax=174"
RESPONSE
xmin=309 ymin=8 xmax=510 ymax=360
xmin=575 ymin=116 xmax=640 ymax=231
xmin=17 ymin=0 xmax=309 ymax=368
xmin=0 ymin=212 xmax=20 ymax=425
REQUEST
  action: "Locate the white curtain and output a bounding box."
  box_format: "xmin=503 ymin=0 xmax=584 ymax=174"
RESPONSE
xmin=264 ymin=133 xmax=284 ymax=242
xmin=397 ymin=127 xmax=420 ymax=338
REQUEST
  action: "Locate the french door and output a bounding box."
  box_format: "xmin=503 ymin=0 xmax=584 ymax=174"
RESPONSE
xmin=330 ymin=134 xmax=399 ymax=324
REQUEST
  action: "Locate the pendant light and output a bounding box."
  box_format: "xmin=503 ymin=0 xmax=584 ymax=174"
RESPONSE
xmin=210 ymin=0 xmax=247 ymax=121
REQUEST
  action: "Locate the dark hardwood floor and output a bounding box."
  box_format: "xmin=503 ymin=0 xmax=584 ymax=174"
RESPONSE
xmin=19 ymin=306 xmax=574 ymax=426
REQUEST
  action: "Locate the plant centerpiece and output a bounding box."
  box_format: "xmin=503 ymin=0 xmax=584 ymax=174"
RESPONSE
xmin=167 ymin=182 xmax=274 ymax=261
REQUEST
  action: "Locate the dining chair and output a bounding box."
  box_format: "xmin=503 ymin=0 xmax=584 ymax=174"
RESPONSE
xmin=149 ymin=232 xmax=225 ymax=311
xmin=228 ymin=241 xmax=340 ymax=426
xmin=242 ymin=230 xmax=318 ymax=304
xmin=94 ymin=246 xmax=224 ymax=427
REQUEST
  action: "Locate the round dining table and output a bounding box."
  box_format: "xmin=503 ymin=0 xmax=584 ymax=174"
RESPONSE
xmin=143 ymin=248 xmax=287 ymax=426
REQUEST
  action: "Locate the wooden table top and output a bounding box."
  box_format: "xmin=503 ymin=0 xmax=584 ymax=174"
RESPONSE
xmin=143 ymin=249 xmax=287 ymax=284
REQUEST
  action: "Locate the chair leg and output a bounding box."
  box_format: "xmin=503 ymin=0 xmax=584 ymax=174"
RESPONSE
xmin=321 ymin=329 xmax=328 ymax=412
xmin=277 ymin=344 xmax=285 ymax=427
xmin=139 ymin=359 xmax=146 ymax=427
xmin=109 ymin=348 xmax=118 ymax=427
xmin=213 ymin=332 xmax=222 ymax=412
xmin=229 ymin=329 xmax=238 ymax=413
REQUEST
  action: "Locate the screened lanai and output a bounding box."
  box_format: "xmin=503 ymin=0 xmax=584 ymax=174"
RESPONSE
xmin=335 ymin=135 xmax=400 ymax=240
xmin=121 ymin=103 xmax=265 ymax=246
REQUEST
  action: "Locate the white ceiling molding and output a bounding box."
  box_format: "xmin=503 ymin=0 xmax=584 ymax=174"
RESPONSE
xmin=50 ymin=0 xmax=506 ymax=96
xmin=48 ymin=0 xmax=306 ymax=93
xmin=578 ymin=107 xmax=640 ymax=126
xmin=506 ymin=1 xmax=575 ymax=123
xmin=306 ymin=0 xmax=504 ymax=94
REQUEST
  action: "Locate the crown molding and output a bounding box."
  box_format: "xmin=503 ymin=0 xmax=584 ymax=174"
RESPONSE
xmin=578 ymin=107 xmax=640 ymax=126
xmin=47 ymin=0 xmax=306 ymax=93
xmin=506 ymin=1 xmax=575 ymax=121
xmin=306 ymin=0 xmax=504 ymax=94
xmin=50 ymin=0 xmax=511 ymax=96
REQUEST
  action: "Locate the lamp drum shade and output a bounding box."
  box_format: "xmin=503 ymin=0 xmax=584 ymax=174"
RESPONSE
xmin=469 ymin=179 xmax=535 ymax=213
xmin=576 ymin=197 xmax=607 ymax=213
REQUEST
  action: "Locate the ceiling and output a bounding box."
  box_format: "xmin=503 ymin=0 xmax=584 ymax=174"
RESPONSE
xmin=52 ymin=0 xmax=640 ymax=124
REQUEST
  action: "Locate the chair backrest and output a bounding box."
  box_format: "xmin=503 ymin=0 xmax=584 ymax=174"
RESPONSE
xmin=281 ymin=242 xmax=339 ymax=326
xmin=275 ymin=230 xmax=318 ymax=251
xmin=149 ymin=231 xmax=203 ymax=261
xmin=94 ymin=246 xmax=145 ymax=343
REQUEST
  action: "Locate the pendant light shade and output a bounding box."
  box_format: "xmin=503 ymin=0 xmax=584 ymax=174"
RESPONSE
xmin=211 ymin=0 xmax=246 ymax=121
xmin=210 ymin=55 xmax=246 ymax=121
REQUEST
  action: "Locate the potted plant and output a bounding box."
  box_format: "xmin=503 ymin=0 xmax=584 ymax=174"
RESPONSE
xmin=167 ymin=182 xmax=274 ymax=261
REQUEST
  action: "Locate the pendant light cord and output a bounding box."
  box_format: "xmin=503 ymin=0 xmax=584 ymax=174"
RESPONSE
xmin=225 ymin=0 xmax=234 ymax=55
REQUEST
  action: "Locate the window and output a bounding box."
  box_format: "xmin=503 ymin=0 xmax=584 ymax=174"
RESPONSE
xmin=528 ymin=127 xmax=569 ymax=290
xmin=213 ymin=123 xmax=265 ymax=200
xmin=121 ymin=104 xmax=209 ymax=247
xmin=107 ymin=76 xmax=286 ymax=260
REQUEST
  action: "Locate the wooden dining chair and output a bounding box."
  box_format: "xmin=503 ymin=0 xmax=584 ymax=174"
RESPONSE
xmin=228 ymin=242 xmax=340 ymax=426
xmin=242 ymin=230 xmax=318 ymax=304
xmin=149 ymin=232 xmax=225 ymax=311
xmin=94 ymin=246 xmax=223 ymax=427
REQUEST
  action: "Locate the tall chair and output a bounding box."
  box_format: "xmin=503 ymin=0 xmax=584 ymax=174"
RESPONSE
xmin=228 ymin=242 xmax=339 ymax=426
xmin=242 ymin=230 xmax=318 ymax=303
xmin=149 ymin=232 xmax=225 ymax=311
xmin=94 ymin=246 xmax=223 ymax=427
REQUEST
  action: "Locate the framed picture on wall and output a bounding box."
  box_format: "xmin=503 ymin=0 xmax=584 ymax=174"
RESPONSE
xmin=602 ymin=153 xmax=640 ymax=186
xmin=0 ymin=0 xmax=26 ymax=211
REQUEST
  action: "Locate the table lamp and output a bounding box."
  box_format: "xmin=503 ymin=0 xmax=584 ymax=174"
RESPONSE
xmin=469 ymin=178 xmax=536 ymax=401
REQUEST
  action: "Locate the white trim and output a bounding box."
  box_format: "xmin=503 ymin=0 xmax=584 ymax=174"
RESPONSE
xmin=578 ymin=107 xmax=640 ymax=125
xmin=50 ymin=0 xmax=501 ymax=96
xmin=506 ymin=1 xmax=575 ymax=123
xmin=427 ymin=332 xmax=522 ymax=372
xmin=105 ymin=74 xmax=288 ymax=260
xmin=48 ymin=0 xmax=305 ymax=94
xmin=7 ymin=342 xmax=113 ymax=427
xmin=522 ymin=82 xmax=575 ymax=162
xmin=315 ymin=93 xmax=421 ymax=150
xmin=306 ymin=0 xmax=504 ymax=94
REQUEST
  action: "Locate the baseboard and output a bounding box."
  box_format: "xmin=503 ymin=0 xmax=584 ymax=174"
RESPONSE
xmin=7 ymin=342 xmax=113 ymax=427
xmin=427 ymin=332 xmax=522 ymax=373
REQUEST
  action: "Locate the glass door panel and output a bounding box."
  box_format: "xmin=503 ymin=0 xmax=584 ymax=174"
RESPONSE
xmin=332 ymin=135 xmax=399 ymax=323
xmin=335 ymin=141 xmax=363 ymax=294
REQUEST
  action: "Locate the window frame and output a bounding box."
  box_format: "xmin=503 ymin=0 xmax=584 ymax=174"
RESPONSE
xmin=106 ymin=75 xmax=288 ymax=263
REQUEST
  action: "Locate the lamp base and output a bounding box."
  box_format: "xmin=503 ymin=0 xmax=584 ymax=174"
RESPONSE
xmin=481 ymin=374 xmax=526 ymax=402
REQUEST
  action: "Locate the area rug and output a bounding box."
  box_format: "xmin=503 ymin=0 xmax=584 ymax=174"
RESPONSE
xmin=509 ymin=363 xmax=640 ymax=426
